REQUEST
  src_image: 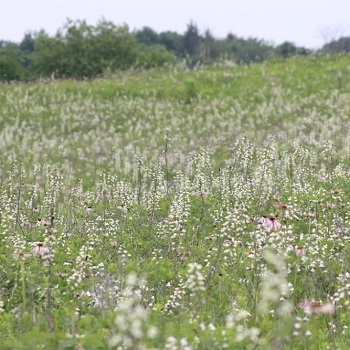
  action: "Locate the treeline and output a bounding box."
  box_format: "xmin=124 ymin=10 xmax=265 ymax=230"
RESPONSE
xmin=0 ymin=19 xmax=348 ymax=81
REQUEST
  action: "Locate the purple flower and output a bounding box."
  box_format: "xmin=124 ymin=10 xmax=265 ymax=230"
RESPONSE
xmin=298 ymin=299 xmax=335 ymax=314
xmin=295 ymin=246 xmax=306 ymax=257
xmin=259 ymin=216 xmax=281 ymax=231
xmin=32 ymin=243 xmax=46 ymax=257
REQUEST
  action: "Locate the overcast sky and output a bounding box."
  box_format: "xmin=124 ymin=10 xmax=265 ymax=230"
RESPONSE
xmin=1 ymin=0 xmax=349 ymax=48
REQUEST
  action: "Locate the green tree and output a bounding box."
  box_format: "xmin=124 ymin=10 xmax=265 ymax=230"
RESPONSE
xmin=275 ymin=41 xmax=297 ymax=58
xmin=199 ymin=29 xmax=220 ymax=63
xmin=19 ymin=33 xmax=35 ymax=54
xmin=32 ymin=30 xmax=65 ymax=77
xmin=19 ymin=32 xmax=36 ymax=70
xmin=92 ymin=20 xmax=138 ymax=73
xmin=135 ymin=27 xmax=159 ymax=45
xmin=159 ymin=31 xmax=183 ymax=54
xmin=32 ymin=19 xmax=139 ymax=78
xmin=222 ymin=35 xmax=273 ymax=64
xmin=0 ymin=41 xmax=26 ymax=80
xmin=322 ymin=37 xmax=350 ymax=53
xmin=182 ymin=21 xmax=201 ymax=57
xmin=136 ymin=44 xmax=175 ymax=68
xmin=61 ymin=19 xmax=96 ymax=77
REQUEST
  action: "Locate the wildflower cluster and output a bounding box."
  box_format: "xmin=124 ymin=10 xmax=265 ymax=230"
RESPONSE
xmin=1 ymin=57 xmax=350 ymax=349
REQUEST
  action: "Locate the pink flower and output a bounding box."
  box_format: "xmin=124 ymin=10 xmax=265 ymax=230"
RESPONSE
xmin=223 ymin=239 xmax=233 ymax=246
xmin=298 ymin=299 xmax=335 ymax=314
xmin=191 ymin=189 xmax=210 ymax=196
xmin=32 ymin=243 xmax=46 ymax=257
xmin=295 ymin=246 xmax=306 ymax=257
xmin=259 ymin=217 xmax=281 ymax=231
xmin=20 ymin=221 xmax=30 ymax=228
xmin=275 ymin=203 xmax=292 ymax=211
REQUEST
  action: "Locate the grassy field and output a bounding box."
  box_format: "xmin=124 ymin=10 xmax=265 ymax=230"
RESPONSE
xmin=1 ymin=55 xmax=350 ymax=349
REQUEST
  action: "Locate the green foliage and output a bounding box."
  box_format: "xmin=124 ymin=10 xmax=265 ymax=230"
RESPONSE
xmin=276 ymin=41 xmax=298 ymax=58
xmin=198 ymin=29 xmax=221 ymax=63
xmin=92 ymin=20 xmax=138 ymax=71
xmin=223 ymin=34 xmax=274 ymax=63
xmin=19 ymin=33 xmax=36 ymax=68
xmin=0 ymin=42 xmax=26 ymax=80
xmin=136 ymin=44 xmax=175 ymax=68
xmin=0 ymin=19 xmax=318 ymax=81
xmin=323 ymin=36 xmax=350 ymax=53
xmin=0 ymin=52 xmax=25 ymax=81
xmin=275 ymin=42 xmax=310 ymax=58
xmin=33 ymin=19 xmax=139 ymax=78
xmin=135 ymin=26 xmax=159 ymax=45
xmin=159 ymin=31 xmax=183 ymax=53
xmin=182 ymin=21 xmax=201 ymax=57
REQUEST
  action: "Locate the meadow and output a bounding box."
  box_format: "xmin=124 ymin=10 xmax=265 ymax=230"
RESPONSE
xmin=1 ymin=55 xmax=350 ymax=349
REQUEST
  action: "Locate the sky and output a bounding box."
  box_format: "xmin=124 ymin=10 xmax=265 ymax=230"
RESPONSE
xmin=1 ymin=0 xmax=349 ymax=49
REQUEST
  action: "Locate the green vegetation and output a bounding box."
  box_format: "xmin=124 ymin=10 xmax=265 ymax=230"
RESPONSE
xmin=0 ymin=18 xmax=314 ymax=81
xmin=3 ymin=18 xmax=350 ymax=82
xmin=1 ymin=55 xmax=350 ymax=349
